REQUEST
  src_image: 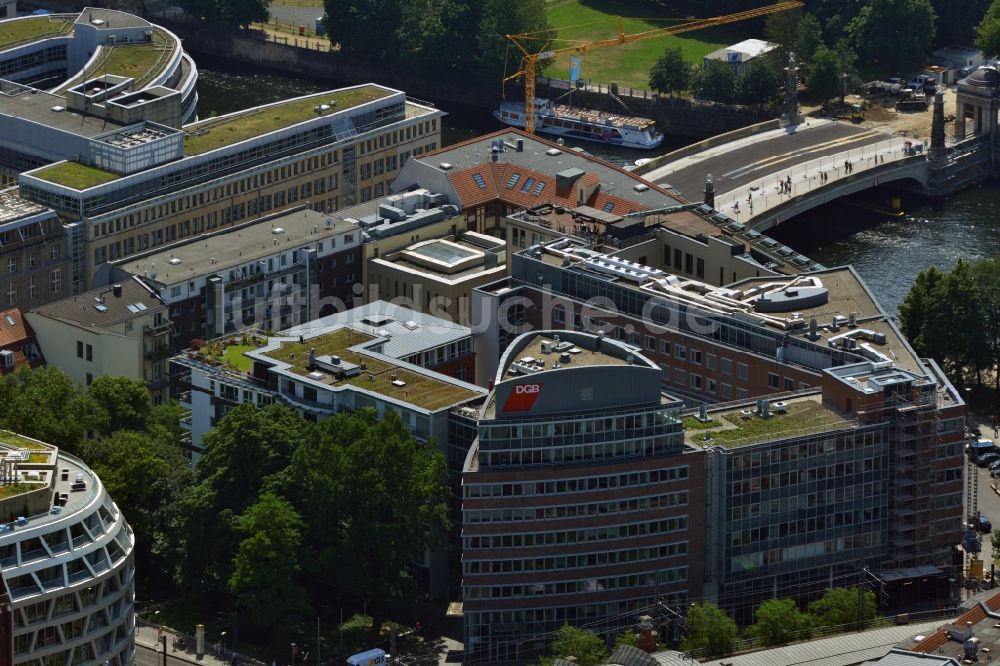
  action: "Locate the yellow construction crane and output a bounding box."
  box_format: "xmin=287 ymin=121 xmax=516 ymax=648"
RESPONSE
xmin=504 ymin=1 xmax=804 ymax=134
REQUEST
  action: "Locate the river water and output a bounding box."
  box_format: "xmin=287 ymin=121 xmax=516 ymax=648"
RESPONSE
xmin=197 ymin=67 xmax=1000 ymax=317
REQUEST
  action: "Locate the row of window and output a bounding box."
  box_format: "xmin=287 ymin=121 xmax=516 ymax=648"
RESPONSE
xmin=729 ymin=507 xmax=884 ymax=547
xmin=464 ymin=542 xmax=689 ymax=575
xmin=3 ymin=269 xmax=63 ymax=305
xmin=4 ymin=243 xmax=62 ymax=274
xmin=478 ymin=436 xmax=682 ymax=468
xmin=729 ymin=433 xmax=884 ymax=469
xmin=463 ymin=516 xmax=689 ymax=550
xmin=480 ymin=409 xmax=678 ymax=442
xmin=463 ymin=567 xmax=688 ymax=599
xmin=463 ymin=465 xmax=690 ymax=498
xmin=464 ymin=491 xmax=688 ymax=523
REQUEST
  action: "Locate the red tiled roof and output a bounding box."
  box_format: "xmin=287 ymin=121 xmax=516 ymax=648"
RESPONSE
xmin=426 ymin=127 xmax=681 ymax=202
xmin=0 ymin=308 xmax=43 ymax=375
xmin=912 ymin=591 xmax=1000 ymax=653
xmin=448 ymin=163 xmax=654 ymax=214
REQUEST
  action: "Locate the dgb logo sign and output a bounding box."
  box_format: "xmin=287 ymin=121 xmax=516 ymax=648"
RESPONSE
xmin=503 ymin=383 xmax=543 ymax=412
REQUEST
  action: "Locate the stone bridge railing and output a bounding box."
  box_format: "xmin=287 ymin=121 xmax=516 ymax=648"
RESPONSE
xmin=713 ymin=136 xmax=925 ymax=229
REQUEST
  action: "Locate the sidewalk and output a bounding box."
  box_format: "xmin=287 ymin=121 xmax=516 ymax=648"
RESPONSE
xmin=135 ymin=624 xmax=240 ymax=666
xmin=715 ymin=134 xmax=917 ymax=225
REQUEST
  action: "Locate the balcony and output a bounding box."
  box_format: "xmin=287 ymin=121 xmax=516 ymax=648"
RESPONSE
xmin=144 ymin=346 xmax=172 ymax=360
xmin=143 ymin=320 xmax=173 ymax=335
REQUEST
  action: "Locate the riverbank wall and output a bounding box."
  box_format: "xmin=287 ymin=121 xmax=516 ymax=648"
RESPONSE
xmin=156 ymin=17 xmax=777 ymax=139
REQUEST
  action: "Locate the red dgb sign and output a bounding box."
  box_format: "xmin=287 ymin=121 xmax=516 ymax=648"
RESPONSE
xmin=502 ymin=383 xmax=543 ymax=412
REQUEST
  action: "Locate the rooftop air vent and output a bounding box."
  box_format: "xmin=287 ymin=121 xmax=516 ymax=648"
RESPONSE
xmin=440 ymin=162 xmax=453 ymax=170
xmin=168 ymin=257 xmax=181 ymax=265
xmin=546 ymin=148 xmax=562 ymax=156
xmin=272 ymin=227 xmax=285 ymax=235
xmin=50 ymin=105 xmax=65 ymax=112
xmin=633 ymin=183 xmax=649 ymax=192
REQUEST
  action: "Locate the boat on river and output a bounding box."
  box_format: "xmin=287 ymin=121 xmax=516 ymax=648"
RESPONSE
xmin=493 ymin=98 xmax=663 ymax=150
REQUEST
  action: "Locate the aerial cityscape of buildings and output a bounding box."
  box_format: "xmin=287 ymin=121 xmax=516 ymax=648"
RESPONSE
xmin=0 ymin=2 xmax=997 ymax=665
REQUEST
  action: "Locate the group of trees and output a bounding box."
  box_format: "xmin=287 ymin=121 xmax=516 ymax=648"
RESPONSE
xmin=976 ymin=0 xmax=1000 ymax=58
xmin=538 ymin=587 xmax=877 ymax=663
xmin=0 ymin=368 xmax=450 ymax=646
xmin=648 ymin=0 xmax=950 ymax=106
xmin=322 ymin=0 xmax=547 ymax=81
xmin=898 ymin=257 xmax=1000 ymax=388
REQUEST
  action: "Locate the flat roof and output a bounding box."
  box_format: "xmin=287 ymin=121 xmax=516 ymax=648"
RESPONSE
xmin=684 ymin=395 xmax=851 ymax=448
xmin=0 ymin=187 xmax=52 ymax=224
xmin=731 ymin=267 xmax=924 ymax=375
xmin=0 ymin=14 xmax=73 ymax=50
xmin=0 ymin=83 xmax=121 ymax=139
xmin=253 ymin=327 xmax=483 ymax=411
xmin=31 ymin=160 xmax=120 ymax=189
xmin=505 ymin=334 xmax=628 ymax=376
xmin=73 ymin=7 xmax=151 ymax=30
xmin=182 ymin=85 xmax=394 ymax=156
xmin=281 ymin=301 xmax=472 ymax=360
xmin=115 ymin=207 xmax=357 ymax=285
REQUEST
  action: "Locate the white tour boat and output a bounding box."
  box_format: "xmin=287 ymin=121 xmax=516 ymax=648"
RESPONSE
xmin=493 ymin=99 xmax=664 ymax=150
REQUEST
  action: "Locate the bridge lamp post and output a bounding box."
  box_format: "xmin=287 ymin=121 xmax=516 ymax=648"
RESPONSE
xmin=841 ymin=73 xmax=848 ymax=105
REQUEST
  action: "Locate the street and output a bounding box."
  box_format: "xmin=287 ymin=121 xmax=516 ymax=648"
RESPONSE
xmin=966 ymin=414 xmax=1000 ymax=588
xmin=135 ymin=644 xmax=198 ymax=666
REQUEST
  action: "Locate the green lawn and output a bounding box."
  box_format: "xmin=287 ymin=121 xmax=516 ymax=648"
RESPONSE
xmin=0 ymin=16 xmax=73 ymax=49
xmin=0 ymin=432 xmax=52 ymax=450
xmin=0 ymin=483 xmax=36 ymax=500
xmin=183 ymin=86 xmax=392 ymax=155
xmin=222 ymin=344 xmax=255 ymax=372
xmin=31 ymin=162 xmax=120 ymax=190
xmin=539 ymin=0 xmax=749 ymax=90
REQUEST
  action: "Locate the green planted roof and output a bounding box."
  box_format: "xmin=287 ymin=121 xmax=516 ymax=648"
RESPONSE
xmin=262 ymin=328 xmax=480 ymax=411
xmin=0 ymin=16 xmax=73 ymax=50
xmin=685 ymin=399 xmax=850 ymax=448
xmin=31 ymin=161 xmax=119 ymax=189
xmin=182 ymin=86 xmax=393 ymax=156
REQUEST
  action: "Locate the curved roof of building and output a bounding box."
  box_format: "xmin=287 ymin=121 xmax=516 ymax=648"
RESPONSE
xmin=965 ymin=65 xmax=1000 ymax=87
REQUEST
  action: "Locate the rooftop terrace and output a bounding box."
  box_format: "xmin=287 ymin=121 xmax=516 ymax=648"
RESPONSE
xmin=55 ymin=27 xmax=174 ymax=94
xmin=182 ymin=85 xmax=393 ymax=156
xmin=683 ymin=396 xmax=851 ymax=448
xmin=258 ymin=327 xmax=481 ymax=411
xmin=0 ymin=15 xmax=73 ymax=50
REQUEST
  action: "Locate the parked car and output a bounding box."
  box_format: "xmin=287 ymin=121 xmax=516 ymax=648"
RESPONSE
xmin=978 ymin=451 xmax=1000 ymax=467
xmin=989 ymin=459 xmax=1000 ymax=475
xmin=970 ymin=439 xmax=998 ymax=462
xmin=970 ymin=515 xmax=993 ymax=534
xmin=908 ymin=74 xmax=938 ymax=94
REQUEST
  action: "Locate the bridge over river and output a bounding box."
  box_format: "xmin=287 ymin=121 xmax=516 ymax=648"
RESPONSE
xmin=635 ymin=102 xmax=990 ymax=231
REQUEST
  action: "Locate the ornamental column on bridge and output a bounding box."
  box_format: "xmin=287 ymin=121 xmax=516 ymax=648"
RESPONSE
xmin=782 ymin=51 xmax=801 ymax=127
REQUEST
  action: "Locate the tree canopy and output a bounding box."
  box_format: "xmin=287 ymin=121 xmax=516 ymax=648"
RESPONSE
xmin=682 ymin=602 xmax=738 ymax=658
xmin=177 ymin=0 xmax=268 ymax=28
xmin=324 ymin=0 xmax=548 ymax=81
xmin=808 ymin=587 xmax=878 ymax=629
xmin=848 ymin=0 xmax=936 ymax=75
xmin=750 ymin=598 xmax=813 ymax=646
xmin=540 ymin=624 xmax=608 ymax=666
xmin=648 ymin=47 xmax=692 ymax=96
xmin=693 ymin=61 xmax=737 ymax=104
xmin=898 ymin=258 xmax=999 ymax=386
xmin=978 ymin=0 xmax=1000 ymax=58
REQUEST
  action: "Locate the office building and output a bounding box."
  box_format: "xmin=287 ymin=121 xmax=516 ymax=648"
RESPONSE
xmin=0 ymin=189 xmax=73 ymax=312
xmin=16 ymin=80 xmax=441 ymax=289
xmin=466 ymin=232 xmax=964 ymax=638
xmin=98 ymin=205 xmax=362 ymax=350
xmin=368 ymin=231 xmax=506 ymax=326
xmin=0 ymin=429 xmax=135 ymax=666
xmin=26 ymin=277 xmax=171 ymax=401
xmin=462 ymin=330 xmax=703 ymax=662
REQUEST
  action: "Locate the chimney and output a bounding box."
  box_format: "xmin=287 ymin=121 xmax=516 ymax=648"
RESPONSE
xmin=636 ymin=615 xmax=657 ymax=653
xmin=808 ymin=318 xmax=819 ymax=340
xmin=112 ymin=283 xmax=122 ymax=298
xmin=308 ymin=347 xmax=316 ymax=367
xmin=516 ymin=138 xmax=524 ymax=152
